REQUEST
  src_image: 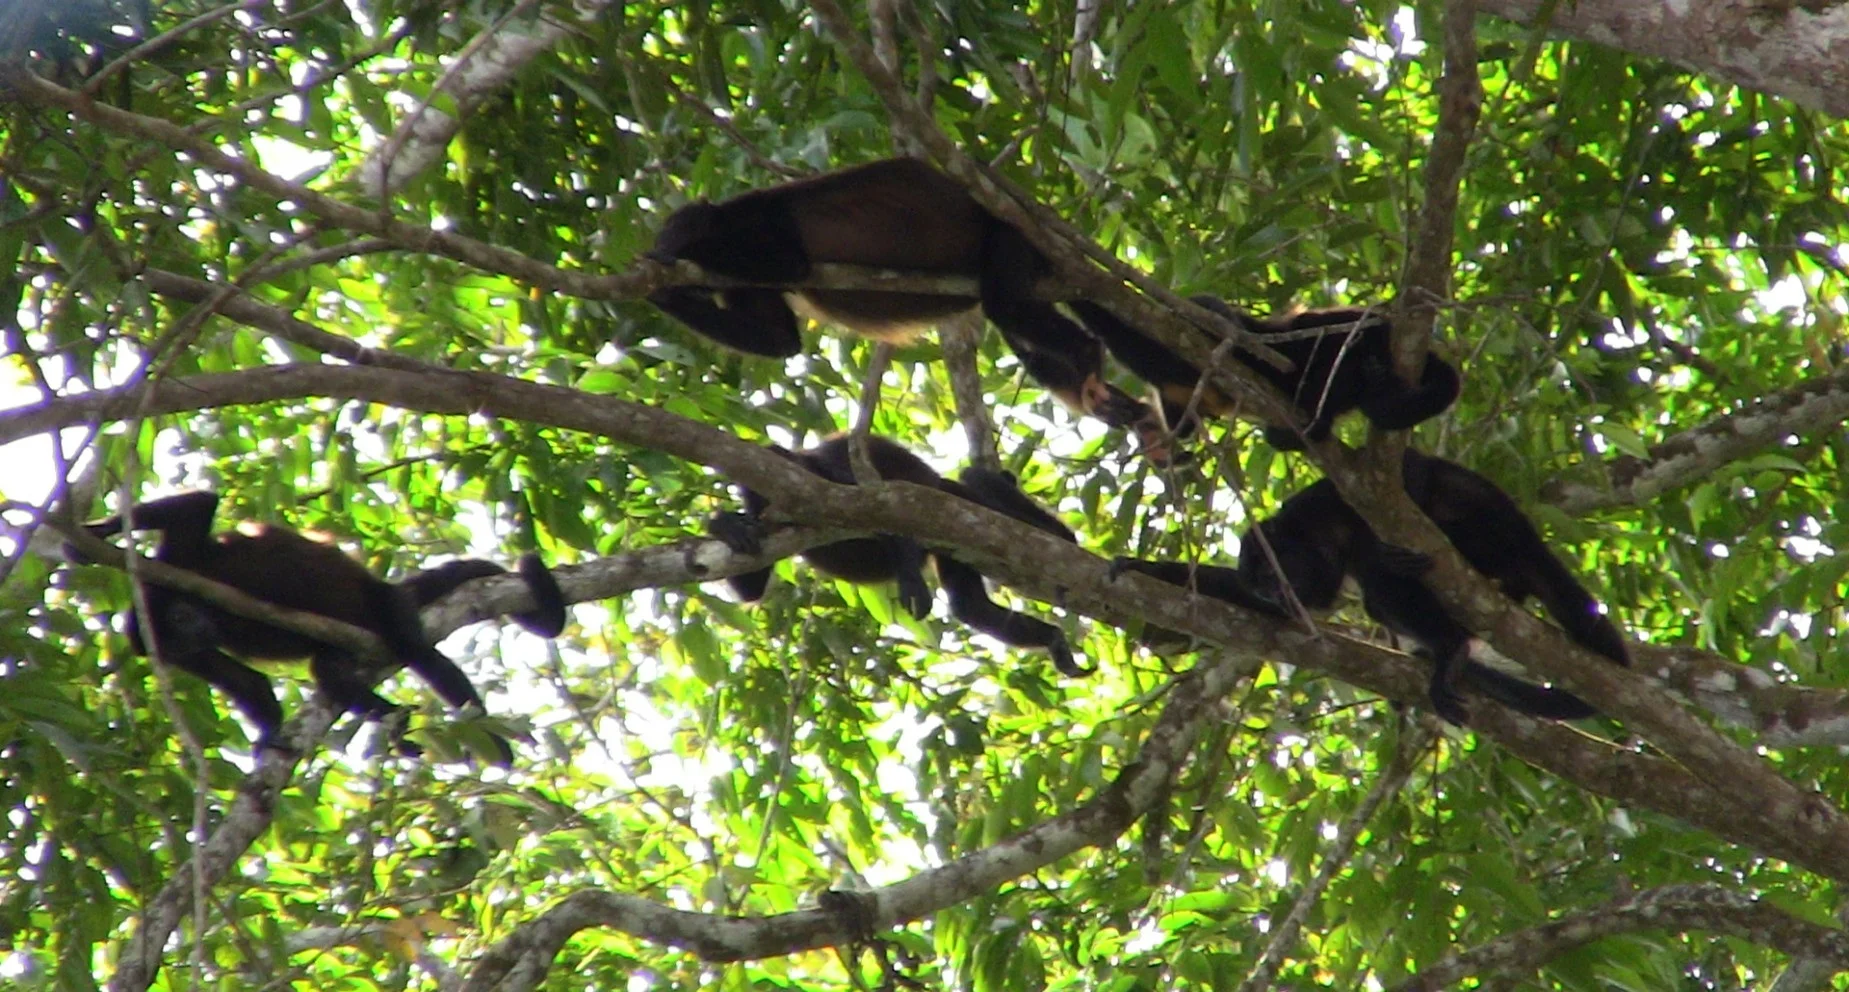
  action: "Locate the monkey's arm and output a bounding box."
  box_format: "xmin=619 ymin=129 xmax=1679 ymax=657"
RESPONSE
xmin=645 ymin=287 xmax=805 ymax=358
xmin=935 ymin=557 xmax=1083 ymax=676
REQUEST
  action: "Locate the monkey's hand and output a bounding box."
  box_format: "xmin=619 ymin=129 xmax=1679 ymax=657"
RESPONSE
xmin=707 ymin=512 xmax=766 ymax=556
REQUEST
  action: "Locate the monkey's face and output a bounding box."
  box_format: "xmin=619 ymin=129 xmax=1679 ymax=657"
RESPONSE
xmin=648 ymin=200 xmax=719 ymax=262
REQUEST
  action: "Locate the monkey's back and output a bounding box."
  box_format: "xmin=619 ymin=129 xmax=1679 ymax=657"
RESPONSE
xmin=776 ymin=159 xmax=988 ymax=332
xmin=179 ymin=527 xmax=399 ymax=661
xmin=1400 ymin=452 xmax=1552 ymax=595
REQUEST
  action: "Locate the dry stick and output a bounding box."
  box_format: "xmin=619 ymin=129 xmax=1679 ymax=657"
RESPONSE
xmin=939 ymin=311 xmax=1002 ymax=473
xmin=1236 ymin=721 xmax=1439 ymax=992
xmin=847 ymin=343 xmax=896 ymax=485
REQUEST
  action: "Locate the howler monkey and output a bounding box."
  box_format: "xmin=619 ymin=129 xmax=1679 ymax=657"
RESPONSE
xmin=646 ymin=158 xmax=1162 ymax=452
xmin=707 ymin=435 xmax=1086 ymax=676
xmin=70 ymin=490 xmax=569 ymax=763
xmin=1112 ymin=450 xmax=1627 ymax=723
xmin=1066 ymin=295 xmax=1460 ymax=450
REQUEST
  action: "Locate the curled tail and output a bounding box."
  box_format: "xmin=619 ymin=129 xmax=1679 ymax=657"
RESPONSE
xmin=399 ymin=556 xmax=569 ymax=638
xmin=513 ymin=554 xmax=569 ymax=638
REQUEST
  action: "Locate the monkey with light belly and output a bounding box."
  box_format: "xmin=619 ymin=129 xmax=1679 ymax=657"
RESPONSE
xmin=645 ymin=157 xmax=1172 ymax=457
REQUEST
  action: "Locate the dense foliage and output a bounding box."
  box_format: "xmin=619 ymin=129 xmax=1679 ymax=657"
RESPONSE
xmin=6 ymin=0 xmax=1849 ymax=989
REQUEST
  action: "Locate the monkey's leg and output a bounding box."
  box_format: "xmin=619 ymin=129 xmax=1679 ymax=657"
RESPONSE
xmin=307 ymin=652 xmax=403 ymax=721
xmin=937 ymin=557 xmax=1084 ymax=675
xmin=708 ymin=510 xmax=767 ymax=556
xmin=1355 ymin=573 xmax=1474 ymax=724
xmin=979 ymin=224 xmax=1167 ymax=452
xmin=343 ymin=647 xmax=514 ymax=765
xmin=647 ymin=287 xmax=805 ymax=357
xmin=706 ymin=511 xmax=776 ymax=601
xmin=163 ymin=645 xmax=286 ymax=749
xmin=885 ymin=536 xmax=933 ymax=620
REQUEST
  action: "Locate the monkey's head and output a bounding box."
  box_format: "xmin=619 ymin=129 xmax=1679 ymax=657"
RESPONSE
xmin=647 ymin=200 xmax=719 ymax=262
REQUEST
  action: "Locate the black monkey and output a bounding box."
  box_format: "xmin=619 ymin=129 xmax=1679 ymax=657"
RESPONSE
xmin=1112 ymin=450 xmax=1627 ymax=723
xmin=646 ymin=158 xmax=1168 ymax=456
xmin=708 ymin=435 xmax=1086 ymax=676
xmin=1066 ymin=295 xmax=1460 ymax=450
xmin=70 ymin=490 xmax=569 ymax=763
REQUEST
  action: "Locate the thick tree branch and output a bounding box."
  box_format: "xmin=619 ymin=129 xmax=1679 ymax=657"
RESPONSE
xmin=1547 ymin=360 xmax=1849 ymax=514
xmin=1393 ymin=0 xmax=1480 ymax=352
xmin=1394 ymin=883 xmax=1849 ymax=991
xmin=458 ymin=650 xmax=1274 ymax=989
xmin=1313 ymin=445 xmax=1849 ymax=875
xmin=1478 ymin=0 xmax=1849 ymax=120
xmin=15 ymin=363 xmax=1849 ymax=888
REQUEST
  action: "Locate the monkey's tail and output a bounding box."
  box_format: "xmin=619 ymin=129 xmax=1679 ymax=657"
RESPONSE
xmin=399 ymin=557 xmax=569 ymax=638
xmin=1520 ymin=552 xmax=1631 ymax=667
xmin=1461 ymin=661 xmax=1599 ymax=720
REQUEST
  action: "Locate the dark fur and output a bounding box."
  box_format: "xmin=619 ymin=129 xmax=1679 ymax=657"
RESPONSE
xmin=647 ymin=158 xmax=1161 ymax=452
xmin=708 ymin=435 xmax=1085 ymax=676
xmin=72 ymin=491 xmax=569 ymax=762
xmin=1113 ymin=450 xmax=1627 ymax=723
xmin=1067 ymin=294 xmax=1460 ymax=449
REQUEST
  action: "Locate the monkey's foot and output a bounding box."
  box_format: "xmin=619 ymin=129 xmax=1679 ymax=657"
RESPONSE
xmin=1048 ymin=639 xmax=1091 ymax=677
xmin=707 ymin=512 xmax=765 ymax=556
xmin=896 ymin=572 xmax=933 ymax=620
